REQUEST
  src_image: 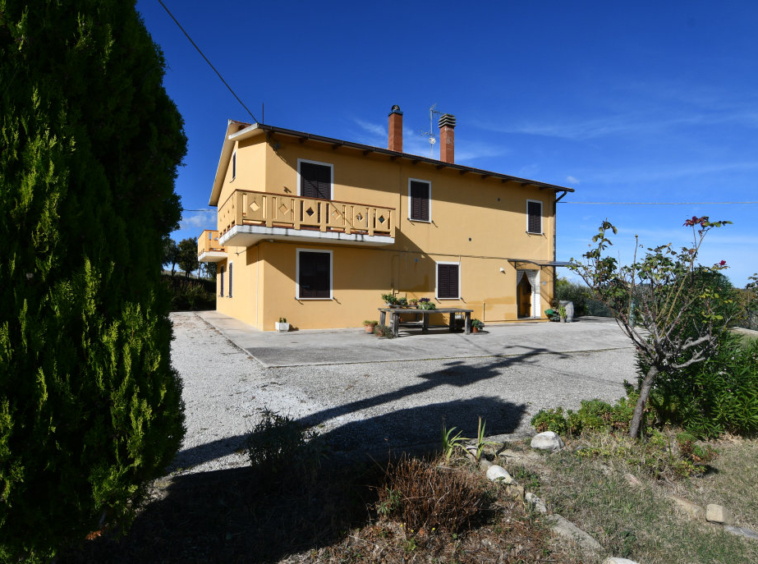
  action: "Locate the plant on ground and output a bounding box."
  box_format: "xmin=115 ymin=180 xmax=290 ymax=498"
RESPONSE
xmin=0 ymin=2 xmax=187 ymax=560
xmin=374 ymin=324 xmax=394 ymax=338
xmin=441 ymin=424 xmax=469 ymax=462
xmin=474 ymin=417 xmax=497 ymax=461
xmin=570 ymin=217 xmax=734 ymax=437
xmin=245 ymin=409 xmax=326 ymax=482
xmin=376 ymin=456 xmax=485 ymax=533
xmin=531 ymin=390 xmax=639 ymax=437
xmin=471 ymin=319 xmax=485 ymax=331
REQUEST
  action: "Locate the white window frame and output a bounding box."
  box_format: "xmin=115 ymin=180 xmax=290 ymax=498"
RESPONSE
xmin=435 ymin=260 xmax=461 ymax=300
xmin=227 ymin=260 xmax=233 ymax=298
xmin=526 ymin=199 xmax=543 ymax=234
xmin=407 ymin=178 xmax=432 ymax=223
xmin=297 ymin=159 xmax=334 ymax=199
xmin=231 ymin=150 xmax=237 ymax=181
xmin=296 ymin=248 xmax=333 ymax=300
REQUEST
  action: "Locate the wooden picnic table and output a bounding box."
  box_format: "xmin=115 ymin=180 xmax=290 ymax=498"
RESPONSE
xmin=378 ymin=307 xmax=475 ymax=337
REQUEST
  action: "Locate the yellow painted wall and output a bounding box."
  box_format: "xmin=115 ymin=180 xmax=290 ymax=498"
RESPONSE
xmin=211 ymin=132 xmax=558 ymax=330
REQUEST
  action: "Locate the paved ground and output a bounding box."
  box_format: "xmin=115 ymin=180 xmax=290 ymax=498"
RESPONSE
xmin=169 ymin=312 xmax=638 ymax=475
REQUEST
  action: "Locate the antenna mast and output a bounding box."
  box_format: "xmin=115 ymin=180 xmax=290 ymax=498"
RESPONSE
xmin=420 ymin=103 xmax=442 ymax=158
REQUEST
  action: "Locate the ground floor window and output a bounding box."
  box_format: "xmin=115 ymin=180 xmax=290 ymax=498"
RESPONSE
xmin=297 ymin=249 xmax=332 ymax=299
xmin=436 ymin=262 xmax=460 ymax=299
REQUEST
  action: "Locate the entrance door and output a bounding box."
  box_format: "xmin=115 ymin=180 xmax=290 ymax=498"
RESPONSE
xmin=517 ymin=273 xmax=532 ymax=318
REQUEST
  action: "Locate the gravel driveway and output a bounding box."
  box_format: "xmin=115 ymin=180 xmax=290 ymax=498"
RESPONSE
xmin=169 ymin=312 xmax=637 ymax=475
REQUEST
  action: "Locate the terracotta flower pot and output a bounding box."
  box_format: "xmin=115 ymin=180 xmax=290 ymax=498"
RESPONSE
xmin=365 ymin=325 xmax=376 ymax=334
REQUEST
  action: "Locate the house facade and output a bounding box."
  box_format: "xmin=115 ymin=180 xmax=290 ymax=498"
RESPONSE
xmin=197 ymin=106 xmax=573 ymax=331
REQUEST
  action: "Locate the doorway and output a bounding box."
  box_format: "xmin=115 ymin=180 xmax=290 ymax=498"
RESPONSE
xmin=517 ymin=270 xmax=540 ymax=318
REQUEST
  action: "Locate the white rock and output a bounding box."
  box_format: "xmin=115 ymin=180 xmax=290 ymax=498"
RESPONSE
xmin=531 ymin=431 xmax=565 ymax=452
xmin=706 ymin=504 xmax=734 ymax=525
xmin=725 ymin=525 xmax=758 ymax=540
xmin=478 ymin=458 xmax=493 ymax=471
xmin=669 ymin=495 xmax=704 ymax=520
xmin=547 ymin=514 xmax=603 ymax=553
xmin=486 ymin=465 xmax=514 ymax=484
xmin=525 ymin=492 xmax=548 ymax=514
xmin=603 ymin=558 xmax=640 ymax=564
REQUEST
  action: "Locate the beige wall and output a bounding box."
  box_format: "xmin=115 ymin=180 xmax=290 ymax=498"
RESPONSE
xmin=212 ymin=134 xmax=558 ymax=330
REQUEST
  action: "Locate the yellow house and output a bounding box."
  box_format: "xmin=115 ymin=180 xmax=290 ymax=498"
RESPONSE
xmin=197 ymin=106 xmax=574 ymax=331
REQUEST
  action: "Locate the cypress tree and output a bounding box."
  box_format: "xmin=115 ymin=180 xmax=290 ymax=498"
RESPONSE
xmin=0 ymin=1 xmax=186 ymax=560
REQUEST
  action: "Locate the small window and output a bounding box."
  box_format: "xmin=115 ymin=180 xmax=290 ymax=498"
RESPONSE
xmin=232 ymin=151 xmax=237 ymax=180
xmin=219 ymin=265 xmax=225 ymax=297
xmin=297 ymin=250 xmax=332 ymax=299
xmin=228 ymin=262 xmax=233 ymax=298
xmin=298 ymin=160 xmax=332 ymax=199
xmin=436 ymin=262 xmax=460 ymax=299
xmin=527 ymin=200 xmax=542 ymax=234
xmin=409 ymin=179 xmax=431 ymax=222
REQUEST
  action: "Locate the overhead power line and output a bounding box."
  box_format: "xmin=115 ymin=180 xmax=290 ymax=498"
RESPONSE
xmin=560 ymin=201 xmax=758 ymax=205
xmin=156 ymin=0 xmax=258 ymax=124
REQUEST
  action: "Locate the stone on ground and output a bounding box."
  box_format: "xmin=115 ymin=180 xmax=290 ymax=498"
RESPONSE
xmin=547 ymin=514 xmax=603 ymax=553
xmin=530 ymin=431 xmax=565 ymax=451
xmin=725 ymin=525 xmax=758 ymax=540
xmin=624 ymin=473 xmax=643 ymax=487
xmin=706 ymin=504 xmax=734 ymax=525
xmin=525 ymin=492 xmax=548 ymax=514
xmin=669 ymin=495 xmax=704 ymax=520
xmin=603 ymin=558 xmax=640 ymax=564
xmin=486 ymin=465 xmax=514 ymax=484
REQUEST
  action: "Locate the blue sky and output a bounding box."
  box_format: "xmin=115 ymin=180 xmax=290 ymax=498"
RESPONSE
xmin=137 ymin=1 xmax=758 ymax=287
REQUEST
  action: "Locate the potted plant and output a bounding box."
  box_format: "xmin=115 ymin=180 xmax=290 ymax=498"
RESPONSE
xmin=409 ymin=298 xmax=419 ymax=308
xmin=397 ymin=296 xmax=408 ymax=308
xmin=471 ymin=319 xmax=485 ymax=333
xmin=275 ymin=317 xmax=289 ymax=332
xmin=373 ymin=324 xmax=394 ymax=338
xmin=418 ymin=298 xmax=436 ymax=310
xmin=381 ymin=293 xmax=398 ymax=308
xmin=558 ymin=305 xmax=567 ymax=323
xmin=363 ymin=320 xmax=378 ymax=334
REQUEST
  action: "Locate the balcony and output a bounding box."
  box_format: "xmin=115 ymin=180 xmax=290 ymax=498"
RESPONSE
xmin=217 ymin=190 xmax=396 ymax=248
xmin=197 ymin=230 xmax=227 ymax=262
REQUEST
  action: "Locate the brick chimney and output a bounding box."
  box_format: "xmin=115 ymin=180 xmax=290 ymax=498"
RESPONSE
xmin=388 ymin=105 xmax=403 ymax=152
xmin=438 ymin=113 xmax=456 ymax=163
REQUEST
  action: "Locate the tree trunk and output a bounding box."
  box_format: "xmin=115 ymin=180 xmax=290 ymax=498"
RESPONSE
xmin=629 ymin=364 xmax=659 ymax=438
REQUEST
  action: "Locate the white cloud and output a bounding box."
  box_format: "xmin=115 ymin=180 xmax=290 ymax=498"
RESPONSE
xmin=180 ymin=210 xmax=216 ymax=231
xmin=354 ymin=118 xmax=386 ymax=139
xmin=566 ymin=175 xmax=580 ymax=184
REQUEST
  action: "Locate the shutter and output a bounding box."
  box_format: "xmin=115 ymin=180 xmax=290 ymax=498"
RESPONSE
xmin=300 ymin=162 xmax=331 ymax=200
xmin=228 ymin=263 xmax=233 ymax=297
xmin=299 ymin=252 xmax=330 ymax=299
xmin=410 ymin=181 xmax=430 ymax=221
xmin=438 ymin=264 xmax=459 ymax=299
xmin=527 ymin=201 xmax=541 ymax=233
xmin=219 ymin=266 xmax=224 ymax=297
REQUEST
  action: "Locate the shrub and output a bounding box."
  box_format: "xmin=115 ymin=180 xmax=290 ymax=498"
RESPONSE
xmin=0 ymin=2 xmax=186 ymax=560
xmin=245 ymin=410 xmax=326 ymax=482
xmin=531 ymin=390 xmax=639 ymax=437
xmin=376 ymin=456 xmax=485 ymax=533
xmin=169 ymin=279 xmax=216 ymax=311
xmin=648 ymin=335 xmax=758 ymax=438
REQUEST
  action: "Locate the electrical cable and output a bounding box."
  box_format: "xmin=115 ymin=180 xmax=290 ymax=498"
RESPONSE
xmin=156 ymin=0 xmax=259 ymax=124
xmin=560 ymin=201 xmax=758 ymax=205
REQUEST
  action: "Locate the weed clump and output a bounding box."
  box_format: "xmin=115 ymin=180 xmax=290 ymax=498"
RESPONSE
xmin=376 ymin=456 xmax=486 ymax=534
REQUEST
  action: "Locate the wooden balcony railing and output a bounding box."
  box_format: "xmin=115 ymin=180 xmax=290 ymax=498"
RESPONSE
xmin=197 ymin=230 xmax=226 ymax=257
xmin=218 ymin=190 xmax=395 ymax=239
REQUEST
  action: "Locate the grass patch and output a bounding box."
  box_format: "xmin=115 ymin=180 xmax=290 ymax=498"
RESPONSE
xmin=510 ymin=433 xmax=758 ymax=564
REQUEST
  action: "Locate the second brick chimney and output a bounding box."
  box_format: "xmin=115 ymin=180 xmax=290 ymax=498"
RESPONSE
xmin=438 ymin=113 xmax=456 ymax=163
xmin=388 ymin=105 xmax=403 ymax=152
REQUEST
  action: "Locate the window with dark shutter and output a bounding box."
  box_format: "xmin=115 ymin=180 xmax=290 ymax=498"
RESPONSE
xmin=409 ymin=180 xmax=430 ymax=221
xmin=300 ymin=161 xmax=332 ymax=200
xmin=228 ymin=263 xmax=233 ymax=297
xmin=298 ymin=251 xmax=331 ymax=299
xmin=527 ymin=201 xmax=542 ymax=234
xmin=232 ymin=151 xmax=237 ymax=179
xmin=437 ymin=263 xmax=460 ymax=299
xmin=219 ymin=266 xmax=225 ymax=297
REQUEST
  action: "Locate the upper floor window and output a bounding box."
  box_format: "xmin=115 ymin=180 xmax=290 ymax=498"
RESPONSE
xmin=298 ymin=159 xmax=333 ymax=200
xmin=232 ymin=151 xmax=237 ymax=180
xmin=409 ymin=179 xmax=431 ymax=222
xmin=527 ymin=200 xmax=542 ymax=234
xmin=436 ymin=262 xmax=460 ymax=299
xmin=297 ymin=249 xmax=332 ymax=299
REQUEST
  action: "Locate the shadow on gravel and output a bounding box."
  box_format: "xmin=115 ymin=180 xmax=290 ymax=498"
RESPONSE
xmin=59 ymin=393 xmax=527 ymax=563
xmin=172 ymin=346 xmax=560 ymax=470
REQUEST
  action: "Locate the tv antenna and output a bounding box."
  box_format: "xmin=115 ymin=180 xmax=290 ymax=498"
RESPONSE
xmin=419 ymin=103 xmax=443 ymax=158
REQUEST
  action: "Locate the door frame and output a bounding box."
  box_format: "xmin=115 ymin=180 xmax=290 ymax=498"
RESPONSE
xmin=516 ymin=269 xmax=541 ymax=319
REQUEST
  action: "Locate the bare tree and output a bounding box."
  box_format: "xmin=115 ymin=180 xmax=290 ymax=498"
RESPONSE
xmin=570 ymin=216 xmax=732 ymax=438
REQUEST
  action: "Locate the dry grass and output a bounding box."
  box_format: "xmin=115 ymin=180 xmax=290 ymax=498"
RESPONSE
xmin=501 ymin=433 xmax=758 ymax=564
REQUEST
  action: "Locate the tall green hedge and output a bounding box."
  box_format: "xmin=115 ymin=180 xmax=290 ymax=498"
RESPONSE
xmin=0 ymin=1 xmax=186 ymax=560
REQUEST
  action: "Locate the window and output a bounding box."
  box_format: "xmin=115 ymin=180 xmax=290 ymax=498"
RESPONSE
xmin=408 ymin=179 xmax=431 ymax=222
xmin=232 ymin=151 xmax=237 ymax=180
xmin=436 ymin=262 xmax=460 ymax=299
xmin=297 ymin=249 xmax=332 ymax=299
xmin=219 ymin=265 xmax=225 ymax=297
xmin=298 ymin=160 xmax=332 ymax=199
xmin=228 ymin=262 xmax=233 ymax=298
xmin=527 ymin=200 xmax=542 ymax=234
